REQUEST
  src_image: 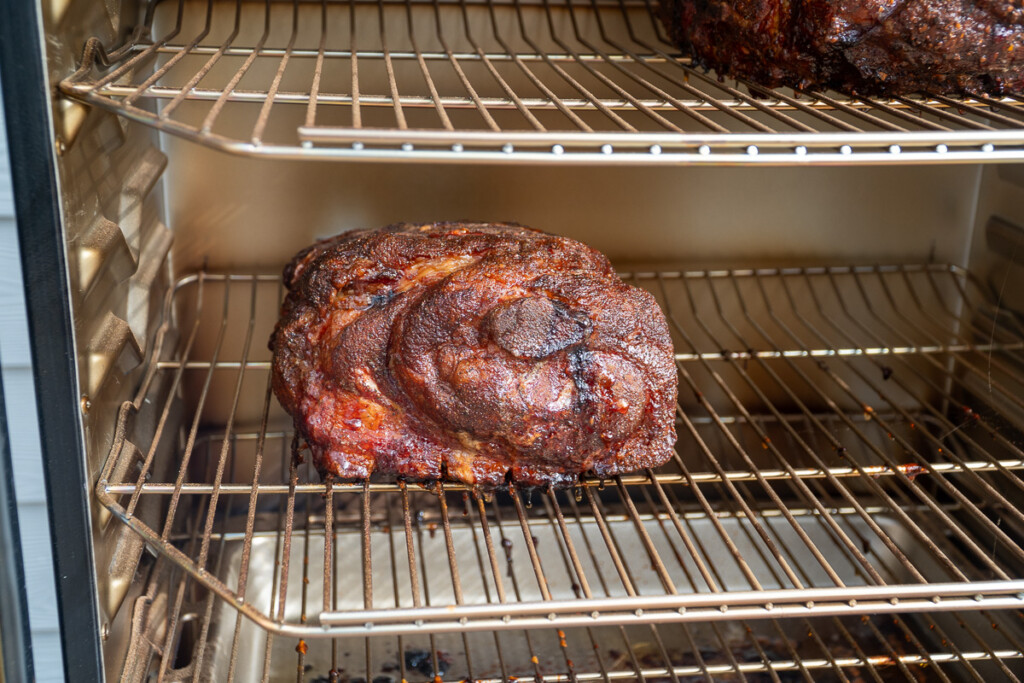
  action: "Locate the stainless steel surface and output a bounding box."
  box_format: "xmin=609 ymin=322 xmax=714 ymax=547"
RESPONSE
xmin=60 ymin=0 xmax=1024 ymax=164
xmin=29 ymin=0 xmax=174 ymax=670
xmin=161 ymin=162 xmax=989 ymax=280
xmin=97 ymin=265 xmax=1024 ymax=650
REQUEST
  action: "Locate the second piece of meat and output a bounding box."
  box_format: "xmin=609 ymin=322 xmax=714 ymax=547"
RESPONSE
xmin=656 ymin=0 xmax=1024 ymax=95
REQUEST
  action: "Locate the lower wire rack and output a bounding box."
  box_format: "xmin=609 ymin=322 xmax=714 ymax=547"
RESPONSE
xmin=99 ymin=264 xmax=1024 ymax=675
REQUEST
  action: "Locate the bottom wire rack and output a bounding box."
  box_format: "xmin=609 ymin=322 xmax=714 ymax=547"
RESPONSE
xmin=99 ymin=264 xmax=1024 ymax=680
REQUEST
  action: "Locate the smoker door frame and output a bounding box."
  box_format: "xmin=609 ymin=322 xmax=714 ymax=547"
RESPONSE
xmin=0 ymin=2 xmax=104 ymax=681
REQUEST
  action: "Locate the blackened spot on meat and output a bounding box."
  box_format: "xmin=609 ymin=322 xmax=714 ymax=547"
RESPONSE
xmin=486 ymin=296 xmax=589 ymax=359
xmin=568 ymin=347 xmax=594 ymax=408
xmin=369 ymin=293 xmax=395 ymax=307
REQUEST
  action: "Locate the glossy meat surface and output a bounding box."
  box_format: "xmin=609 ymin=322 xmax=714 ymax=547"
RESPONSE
xmin=657 ymin=0 xmax=1024 ymax=95
xmin=270 ymin=223 xmax=678 ymax=487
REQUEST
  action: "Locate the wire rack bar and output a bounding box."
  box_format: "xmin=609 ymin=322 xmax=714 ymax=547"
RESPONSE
xmin=156 ymin=341 xmax=1024 ymax=370
xmin=60 ymin=0 xmax=1024 ymax=162
xmin=323 ymin=580 xmax=1024 ymax=624
xmin=101 ymin=457 xmax=1024 ymax=493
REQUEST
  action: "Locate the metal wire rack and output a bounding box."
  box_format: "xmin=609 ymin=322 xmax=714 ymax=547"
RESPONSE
xmin=97 ymin=262 xmax=1024 ymax=678
xmin=61 ymin=0 xmax=1024 ymax=163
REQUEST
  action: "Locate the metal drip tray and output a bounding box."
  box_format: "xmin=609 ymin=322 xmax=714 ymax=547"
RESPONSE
xmin=195 ymin=515 xmax=1024 ymax=682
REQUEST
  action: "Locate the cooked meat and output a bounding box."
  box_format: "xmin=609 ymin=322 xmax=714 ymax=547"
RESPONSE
xmin=656 ymin=0 xmax=1024 ymax=95
xmin=270 ymin=222 xmax=677 ymax=487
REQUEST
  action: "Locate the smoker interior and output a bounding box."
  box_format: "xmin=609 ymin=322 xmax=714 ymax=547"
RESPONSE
xmin=28 ymin=0 xmax=1024 ymax=679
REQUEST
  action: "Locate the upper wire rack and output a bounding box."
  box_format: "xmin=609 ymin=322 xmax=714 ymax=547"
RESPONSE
xmin=61 ymin=0 xmax=1024 ymax=163
xmin=97 ymin=264 xmax=1024 ymax=639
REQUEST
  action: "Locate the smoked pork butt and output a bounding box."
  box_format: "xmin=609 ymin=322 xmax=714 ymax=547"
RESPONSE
xmin=270 ymin=222 xmax=678 ymax=487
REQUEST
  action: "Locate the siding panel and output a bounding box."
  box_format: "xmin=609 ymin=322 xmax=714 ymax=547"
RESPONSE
xmin=0 ymin=221 xmax=31 ymax=367
xmin=29 ymin=631 xmax=66 ymax=683
xmin=4 ymin=368 xmax=45 ymax=502
xmin=14 ymin=502 xmax=59 ymax=628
